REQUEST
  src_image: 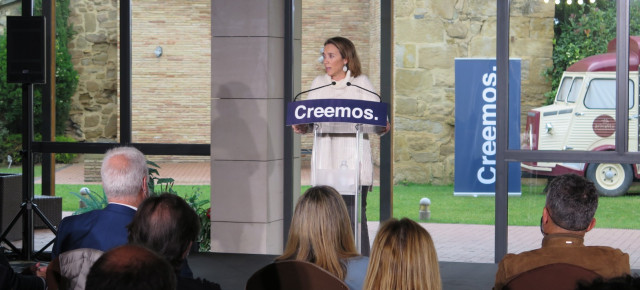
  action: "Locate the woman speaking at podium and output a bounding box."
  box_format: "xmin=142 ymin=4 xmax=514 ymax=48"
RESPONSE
xmin=292 ymin=36 xmax=389 ymax=255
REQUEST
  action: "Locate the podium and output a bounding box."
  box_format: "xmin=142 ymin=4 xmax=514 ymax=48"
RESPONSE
xmin=287 ymin=98 xmax=388 ymax=253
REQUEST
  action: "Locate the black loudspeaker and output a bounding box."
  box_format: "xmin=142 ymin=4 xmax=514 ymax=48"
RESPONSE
xmin=7 ymin=16 xmax=46 ymax=84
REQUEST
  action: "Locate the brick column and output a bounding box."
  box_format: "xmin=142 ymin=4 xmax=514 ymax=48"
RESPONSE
xmin=210 ymin=0 xmax=287 ymax=254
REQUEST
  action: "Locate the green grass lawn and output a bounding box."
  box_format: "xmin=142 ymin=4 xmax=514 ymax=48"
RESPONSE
xmin=307 ymin=183 xmax=640 ymax=229
xmin=23 ymin=183 xmax=640 ymax=229
xmin=3 ymin=164 xmax=639 ymax=229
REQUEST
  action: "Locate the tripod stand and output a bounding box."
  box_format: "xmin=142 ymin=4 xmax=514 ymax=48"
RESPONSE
xmin=0 ymin=198 xmax=57 ymax=260
xmin=0 ymin=83 xmax=56 ymax=261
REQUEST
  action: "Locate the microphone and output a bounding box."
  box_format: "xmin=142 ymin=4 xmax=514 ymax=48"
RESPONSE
xmin=293 ymin=82 xmax=336 ymax=101
xmin=346 ymin=82 xmax=382 ymax=102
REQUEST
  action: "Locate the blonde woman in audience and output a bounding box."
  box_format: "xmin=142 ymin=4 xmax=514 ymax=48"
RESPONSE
xmin=364 ymin=218 xmax=442 ymax=290
xmin=276 ymin=185 xmax=368 ymax=290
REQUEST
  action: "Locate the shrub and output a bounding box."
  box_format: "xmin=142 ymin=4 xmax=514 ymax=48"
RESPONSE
xmin=53 ymin=135 xmax=77 ymax=163
xmin=0 ymin=134 xmax=23 ymax=164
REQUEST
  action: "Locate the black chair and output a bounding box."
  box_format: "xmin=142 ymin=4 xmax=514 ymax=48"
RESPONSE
xmin=503 ymin=263 xmax=601 ymax=290
xmin=246 ymin=260 xmax=348 ymax=290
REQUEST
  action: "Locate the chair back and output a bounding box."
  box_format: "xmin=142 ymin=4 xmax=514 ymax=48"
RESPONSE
xmin=53 ymin=248 xmax=104 ymax=290
xmin=246 ymin=260 xmax=349 ymax=290
xmin=503 ymin=263 xmax=601 ymax=290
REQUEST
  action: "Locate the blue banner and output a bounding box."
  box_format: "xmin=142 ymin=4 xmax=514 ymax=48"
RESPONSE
xmin=454 ymin=59 xmax=522 ymax=196
xmin=286 ymin=99 xmax=388 ymax=127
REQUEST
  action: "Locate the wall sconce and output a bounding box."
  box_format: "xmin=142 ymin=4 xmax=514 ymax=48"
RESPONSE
xmin=154 ymin=46 xmax=163 ymax=58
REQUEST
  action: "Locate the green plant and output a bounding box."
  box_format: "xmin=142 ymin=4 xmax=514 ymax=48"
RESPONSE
xmin=182 ymin=188 xmax=211 ymax=252
xmin=70 ymin=188 xmax=108 ymax=215
xmin=543 ymin=1 xmax=640 ymax=104
xmin=147 ymin=160 xmax=176 ymax=195
xmin=0 ymin=134 xmax=23 ymax=164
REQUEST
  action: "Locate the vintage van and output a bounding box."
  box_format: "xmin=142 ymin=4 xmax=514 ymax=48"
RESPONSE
xmin=522 ymin=37 xmax=640 ymax=196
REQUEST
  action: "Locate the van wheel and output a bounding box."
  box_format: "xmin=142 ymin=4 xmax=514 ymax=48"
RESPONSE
xmin=586 ymin=163 xmax=633 ymax=197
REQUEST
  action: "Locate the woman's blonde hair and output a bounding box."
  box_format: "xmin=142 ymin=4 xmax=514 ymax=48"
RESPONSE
xmin=364 ymin=218 xmax=442 ymax=290
xmin=325 ymin=36 xmax=362 ymax=77
xmin=276 ymin=185 xmax=359 ymax=280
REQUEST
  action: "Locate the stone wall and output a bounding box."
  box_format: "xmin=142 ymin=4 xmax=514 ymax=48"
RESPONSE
xmin=393 ymin=0 xmax=554 ymax=184
xmin=66 ymin=0 xmax=119 ymax=142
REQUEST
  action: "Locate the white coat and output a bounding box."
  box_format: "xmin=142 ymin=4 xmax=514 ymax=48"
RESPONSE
xmin=305 ymin=71 xmax=378 ymax=187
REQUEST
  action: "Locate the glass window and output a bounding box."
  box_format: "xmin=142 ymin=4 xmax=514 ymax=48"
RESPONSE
xmin=566 ymin=77 xmax=583 ymax=103
xmin=556 ymin=77 xmax=572 ymax=102
xmin=584 ymin=79 xmax=634 ymax=109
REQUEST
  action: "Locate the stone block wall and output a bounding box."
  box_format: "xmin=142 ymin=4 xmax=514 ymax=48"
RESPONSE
xmin=393 ymin=0 xmax=554 ymax=184
xmin=66 ymin=0 xmax=119 ymax=141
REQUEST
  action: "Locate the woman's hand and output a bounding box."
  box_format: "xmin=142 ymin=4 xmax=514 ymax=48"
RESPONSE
xmin=292 ymin=124 xmax=309 ymax=134
xmin=378 ymin=122 xmax=391 ymax=136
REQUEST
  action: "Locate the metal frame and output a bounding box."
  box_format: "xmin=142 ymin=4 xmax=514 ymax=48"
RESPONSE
xmin=495 ymin=0 xmax=636 ymax=262
xmin=283 ymin=0 xmax=295 ymax=246
xmin=379 ymin=0 xmax=394 ymax=222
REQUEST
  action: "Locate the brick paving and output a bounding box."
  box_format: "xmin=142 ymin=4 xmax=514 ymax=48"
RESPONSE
xmin=17 ymin=162 xmax=640 ymax=269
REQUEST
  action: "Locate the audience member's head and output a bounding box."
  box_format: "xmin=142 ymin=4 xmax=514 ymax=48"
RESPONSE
xmin=128 ymin=193 xmax=199 ymax=272
xmin=577 ymin=274 xmax=640 ymax=290
xmin=101 ymin=146 xmax=148 ymax=206
xmin=364 ymin=218 xmax=441 ymax=290
xmin=542 ymin=174 xmax=598 ymax=235
xmin=277 ymin=185 xmax=358 ymax=280
xmin=85 ymin=244 xmax=176 ymax=290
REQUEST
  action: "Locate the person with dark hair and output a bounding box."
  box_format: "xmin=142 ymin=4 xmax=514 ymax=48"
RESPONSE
xmin=85 ymin=244 xmax=175 ymax=290
xmin=276 ymin=186 xmax=368 ymax=290
xmin=128 ymin=193 xmax=221 ymax=290
xmin=494 ymin=174 xmax=630 ymax=289
xmin=52 ymin=146 xmax=149 ymax=258
xmin=292 ymin=36 xmax=390 ymax=255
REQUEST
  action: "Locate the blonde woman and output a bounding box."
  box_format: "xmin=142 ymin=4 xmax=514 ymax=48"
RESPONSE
xmin=364 ymin=218 xmax=442 ymax=290
xmin=277 ymin=186 xmax=368 ymax=290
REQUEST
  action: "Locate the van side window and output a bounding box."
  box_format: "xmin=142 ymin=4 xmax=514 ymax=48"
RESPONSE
xmin=566 ymin=77 xmax=583 ymax=103
xmin=584 ymin=79 xmax=634 ymax=109
xmin=556 ymin=77 xmax=572 ymax=102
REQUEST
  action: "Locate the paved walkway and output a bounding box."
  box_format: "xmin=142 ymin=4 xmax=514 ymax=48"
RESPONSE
xmin=10 ymin=162 xmax=640 ymax=269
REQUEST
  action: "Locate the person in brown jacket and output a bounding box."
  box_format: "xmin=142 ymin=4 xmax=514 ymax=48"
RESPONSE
xmin=494 ymin=174 xmax=630 ymax=290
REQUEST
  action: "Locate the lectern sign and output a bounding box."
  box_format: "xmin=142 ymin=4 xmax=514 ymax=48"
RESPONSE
xmin=286 ymin=99 xmax=388 ymax=127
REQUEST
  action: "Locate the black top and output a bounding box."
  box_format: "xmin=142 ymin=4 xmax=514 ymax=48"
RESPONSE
xmin=0 ymin=253 xmax=45 ymax=290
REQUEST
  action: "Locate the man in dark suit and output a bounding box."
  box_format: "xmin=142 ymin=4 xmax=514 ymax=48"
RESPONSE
xmin=51 ymin=146 xmax=149 ymax=258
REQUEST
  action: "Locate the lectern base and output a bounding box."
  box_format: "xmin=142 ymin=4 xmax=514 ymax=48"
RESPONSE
xmin=342 ymin=186 xmax=370 ymax=256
